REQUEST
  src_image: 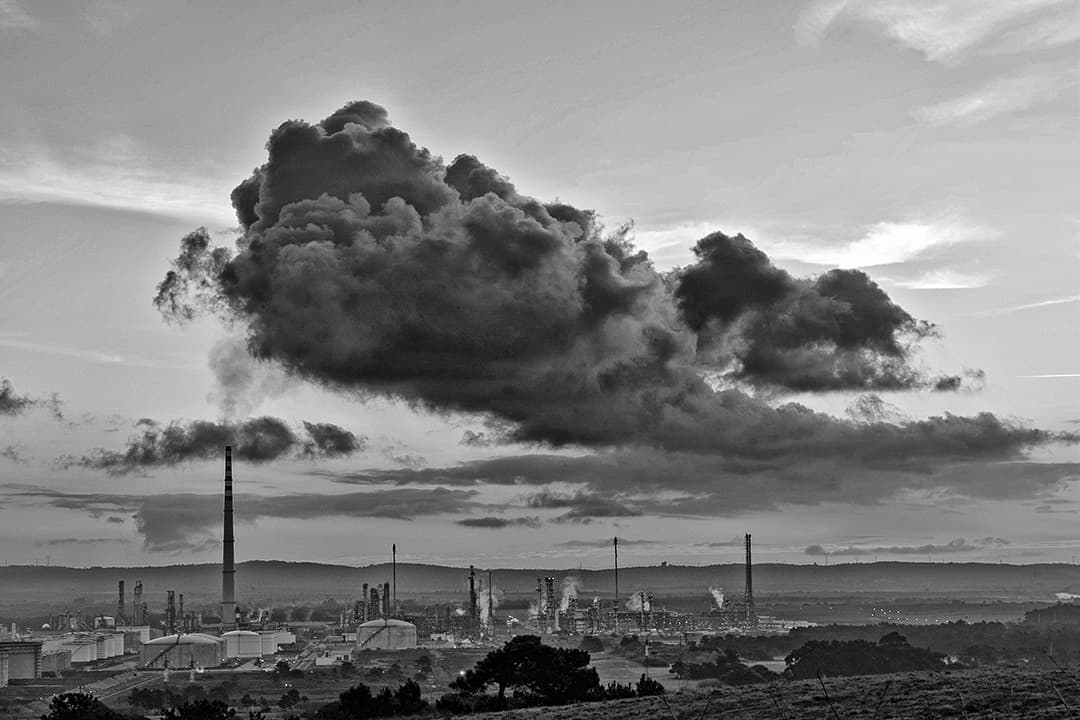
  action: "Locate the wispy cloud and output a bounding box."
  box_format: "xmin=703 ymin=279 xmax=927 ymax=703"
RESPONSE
xmin=914 ymin=66 xmax=1075 ymax=127
xmin=0 ymin=0 xmax=39 ymax=29
xmin=633 ymin=218 xmax=991 ymax=270
xmin=890 ymin=269 xmax=992 ymax=290
xmin=974 ymin=294 xmax=1080 ymax=315
xmin=0 ymin=136 xmax=235 ymax=223
xmin=1019 ymin=373 xmax=1080 ymax=379
xmin=769 ymin=219 xmax=991 ymax=268
xmin=796 ymin=0 xmax=1073 ymax=63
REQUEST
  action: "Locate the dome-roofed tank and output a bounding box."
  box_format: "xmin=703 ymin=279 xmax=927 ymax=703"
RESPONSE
xmin=356 ymin=619 xmax=417 ymax=651
xmin=222 ymin=630 xmax=262 ymax=658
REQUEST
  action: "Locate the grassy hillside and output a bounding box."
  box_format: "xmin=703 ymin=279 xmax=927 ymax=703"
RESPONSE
xmin=476 ymin=665 xmax=1079 ymax=719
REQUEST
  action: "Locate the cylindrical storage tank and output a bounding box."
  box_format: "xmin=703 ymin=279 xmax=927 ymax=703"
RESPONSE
xmin=111 ymin=633 xmax=125 ymax=656
xmin=96 ymin=636 xmax=108 ymax=658
xmin=140 ymin=634 xmax=224 ymax=669
xmin=355 ymin=619 xmax=417 ymax=651
xmin=104 ymin=636 xmax=116 ymax=658
xmin=222 ymin=631 xmax=261 ymax=658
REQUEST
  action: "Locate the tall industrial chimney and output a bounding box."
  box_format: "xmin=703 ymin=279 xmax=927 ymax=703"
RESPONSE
xmin=117 ymin=580 xmax=125 ymax=625
xmin=744 ymin=533 xmax=756 ymax=624
xmin=222 ymin=446 xmax=236 ymax=630
xmin=468 ymin=565 xmax=477 ymax=625
xmin=392 ymin=544 xmax=397 ymax=616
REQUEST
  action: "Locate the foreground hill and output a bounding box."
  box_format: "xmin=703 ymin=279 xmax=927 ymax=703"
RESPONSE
xmin=1 ymin=560 xmax=1078 ymax=615
xmin=484 ymin=665 xmax=1078 ymax=719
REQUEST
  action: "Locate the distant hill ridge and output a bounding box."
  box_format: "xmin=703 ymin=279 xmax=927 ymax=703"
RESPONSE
xmin=1 ymin=560 xmax=1077 ymax=614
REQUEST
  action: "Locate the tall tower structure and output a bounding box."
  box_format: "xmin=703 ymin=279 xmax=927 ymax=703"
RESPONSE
xmin=117 ymin=580 xmax=125 ymax=625
xmin=613 ymin=536 xmax=619 ymax=632
xmin=222 ymin=446 xmax=237 ymax=630
xmin=744 ymin=533 xmax=757 ymax=624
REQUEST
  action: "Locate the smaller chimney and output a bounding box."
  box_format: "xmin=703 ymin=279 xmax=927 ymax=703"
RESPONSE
xmin=117 ymin=580 xmax=125 ymax=625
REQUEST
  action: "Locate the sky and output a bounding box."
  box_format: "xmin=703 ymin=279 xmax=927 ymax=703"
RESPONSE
xmin=0 ymin=0 xmax=1078 ymax=570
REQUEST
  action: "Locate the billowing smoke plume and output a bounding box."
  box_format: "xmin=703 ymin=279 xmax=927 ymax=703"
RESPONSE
xmin=208 ymin=336 xmax=294 ymax=418
xmin=559 ymin=576 xmax=582 ymax=612
xmin=62 ymin=416 xmax=365 ymax=474
xmin=709 ymin=586 xmax=725 ymax=610
xmin=625 ymin=592 xmax=651 ymax=613
xmin=478 ymin=586 xmax=504 ymax=625
xmin=152 ymin=101 xmax=1067 ymax=465
xmin=675 ymin=235 xmax=950 ymax=391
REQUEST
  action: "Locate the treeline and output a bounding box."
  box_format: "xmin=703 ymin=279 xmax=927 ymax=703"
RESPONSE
xmin=703 ymin=616 xmax=1080 ymax=664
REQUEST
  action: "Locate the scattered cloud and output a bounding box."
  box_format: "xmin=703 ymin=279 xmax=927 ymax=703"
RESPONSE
xmin=1 ymin=445 xmax=28 ymax=464
xmin=0 ymin=378 xmax=33 ymax=416
xmin=526 ymin=490 xmax=643 ymax=523
xmin=455 ymin=516 xmax=542 ymax=529
xmin=0 ymin=377 xmax=62 ymax=419
xmin=559 ymin=538 xmax=660 ymax=548
xmin=805 ymin=536 xmax=1011 ymax=556
xmin=35 ymin=537 xmax=128 ymax=547
xmin=60 ymin=416 xmax=366 ymax=474
xmin=11 ymin=486 xmax=480 ymax=552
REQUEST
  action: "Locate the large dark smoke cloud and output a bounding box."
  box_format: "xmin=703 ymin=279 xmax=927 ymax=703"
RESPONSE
xmin=62 ymin=416 xmax=365 ymax=474
xmin=153 ymin=101 xmax=1067 ymax=465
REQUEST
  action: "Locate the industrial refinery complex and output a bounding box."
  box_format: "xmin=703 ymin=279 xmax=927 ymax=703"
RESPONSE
xmin=0 ymin=447 xmax=777 ymax=687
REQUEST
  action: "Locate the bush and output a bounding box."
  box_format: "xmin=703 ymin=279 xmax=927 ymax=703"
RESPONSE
xmin=580 ymin=636 xmax=605 ymax=654
xmin=636 ymin=674 xmax=666 ymax=697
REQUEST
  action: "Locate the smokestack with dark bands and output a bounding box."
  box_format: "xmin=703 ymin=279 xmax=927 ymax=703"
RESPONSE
xmin=222 ymin=446 xmax=236 ymax=630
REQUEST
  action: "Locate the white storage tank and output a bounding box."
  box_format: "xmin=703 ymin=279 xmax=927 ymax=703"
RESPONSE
xmin=258 ymin=631 xmax=278 ymax=656
xmin=63 ymin=639 xmax=97 ymax=664
xmin=356 ymin=619 xmax=417 ymax=651
xmin=140 ymin=634 xmax=224 ymax=669
xmin=111 ymin=633 xmax=125 ymax=656
xmin=222 ymin=631 xmax=262 ymax=658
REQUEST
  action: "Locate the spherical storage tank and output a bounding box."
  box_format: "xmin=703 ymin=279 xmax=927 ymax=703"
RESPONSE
xmin=222 ymin=630 xmax=262 ymax=658
xmin=140 ymin=634 xmax=224 ymax=669
xmin=356 ymin=619 xmax=417 ymax=651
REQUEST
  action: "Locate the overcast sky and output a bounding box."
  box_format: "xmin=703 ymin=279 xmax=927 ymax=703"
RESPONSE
xmin=1 ymin=0 xmax=1077 ymax=570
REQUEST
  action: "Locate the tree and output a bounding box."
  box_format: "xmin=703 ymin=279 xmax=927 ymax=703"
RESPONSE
xmin=42 ymin=692 xmax=121 ymax=720
xmin=338 ymin=684 xmax=374 ymax=719
xmin=277 ymin=689 xmax=306 ymax=710
xmin=636 ymin=674 xmax=665 ymax=697
xmin=450 ymin=634 xmax=599 ymax=709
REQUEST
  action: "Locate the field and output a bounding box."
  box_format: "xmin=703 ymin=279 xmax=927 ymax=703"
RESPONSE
xmin=480 ymin=666 xmax=1080 ymax=719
